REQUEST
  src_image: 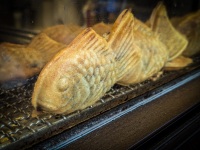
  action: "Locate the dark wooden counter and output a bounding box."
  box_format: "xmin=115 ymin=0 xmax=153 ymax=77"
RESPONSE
xmin=66 ymin=77 xmax=200 ymax=150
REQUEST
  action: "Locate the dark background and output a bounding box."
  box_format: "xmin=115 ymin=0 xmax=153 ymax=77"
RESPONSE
xmin=0 ymin=0 xmax=199 ymax=29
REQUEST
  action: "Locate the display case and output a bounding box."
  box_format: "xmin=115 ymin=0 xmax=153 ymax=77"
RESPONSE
xmin=0 ymin=0 xmax=200 ymax=149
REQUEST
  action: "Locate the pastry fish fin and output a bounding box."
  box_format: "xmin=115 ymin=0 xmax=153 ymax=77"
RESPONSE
xmin=164 ymin=55 xmax=193 ymax=70
xmin=67 ymin=27 xmax=112 ymax=58
xmin=148 ymin=2 xmax=188 ymax=60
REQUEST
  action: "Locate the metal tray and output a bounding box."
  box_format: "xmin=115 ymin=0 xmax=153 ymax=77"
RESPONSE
xmin=0 ymin=56 xmax=200 ymax=150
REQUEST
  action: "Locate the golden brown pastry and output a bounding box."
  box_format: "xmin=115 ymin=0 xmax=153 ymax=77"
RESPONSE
xmin=164 ymin=56 xmax=193 ymax=70
xmin=0 ymin=32 xmax=67 ymax=83
xmin=172 ymin=10 xmax=200 ymax=57
xmin=0 ymin=43 xmax=44 ymax=83
xmin=31 ymin=7 xmax=195 ymax=114
xmin=147 ymin=2 xmax=188 ymax=61
xmin=117 ymin=15 xmax=168 ymax=85
xmin=32 ymin=9 xmax=136 ymax=114
xmin=41 ymin=25 xmax=84 ymax=45
xmin=0 ymin=25 xmax=85 ymax=83
xmin=28 ymin=33 xmax=66 ymax=63
xmin=107 ymin=9 xmax=140 ymax=81
xmin=32 ymin=28 xmax=116 ymax=114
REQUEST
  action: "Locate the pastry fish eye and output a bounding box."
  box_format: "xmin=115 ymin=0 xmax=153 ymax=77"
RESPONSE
xmin=57 ymin=77 xmax=69 ymax=92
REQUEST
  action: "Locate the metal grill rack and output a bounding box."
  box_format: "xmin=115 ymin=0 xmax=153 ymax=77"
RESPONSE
xmin=0 ymin=26 xmax=39 ymax=44
xmin=0 ymin=56 xmax=200 ymax=150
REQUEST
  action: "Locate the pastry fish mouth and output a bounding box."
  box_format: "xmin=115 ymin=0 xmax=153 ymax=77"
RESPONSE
xmin=36 ymin=101 xmax=72 ymax=114
xmin=36 ymin=99 xmax=60 ymax=113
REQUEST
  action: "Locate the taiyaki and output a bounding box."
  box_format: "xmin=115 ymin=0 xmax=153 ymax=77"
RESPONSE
xmin=0 ymin=42 xmax=44 ymax=83
xmin=28 ymin=33 xmax=66 ymax=63
xmin=0 ymin=31 xmax=68 ymax=83
xmin=147 ymin=2 xmax=188 ymax=61
xmin=117 ymin=15 xmax=168 ymax=85
xmin=32 ymin=9 xmax=137 ymax=114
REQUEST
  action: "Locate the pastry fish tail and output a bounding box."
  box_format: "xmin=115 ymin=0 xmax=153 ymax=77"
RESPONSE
xmin=148 ymin=2 xmax=188 ymax=60
xmin=108 ymin=9 xmax=140 ymax=81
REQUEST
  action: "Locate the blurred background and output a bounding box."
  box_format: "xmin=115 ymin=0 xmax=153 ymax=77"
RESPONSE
xmin=0 ymin=0 xmax=199 ymax=30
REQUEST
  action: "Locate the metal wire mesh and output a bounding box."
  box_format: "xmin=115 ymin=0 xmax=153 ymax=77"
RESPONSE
xmin=0 ymin=57 xmax=200 ymax=149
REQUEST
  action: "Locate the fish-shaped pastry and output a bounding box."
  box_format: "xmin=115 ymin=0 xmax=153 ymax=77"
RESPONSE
xmin=28 ymin=33 xmax=66 ymax=64
xmin=172 ymin=10 xmax=200 ymax=57
xmin=0 ymin=42 xmax=44 ymax=83
xmin=41 ymin=24 xmax=84 ymax=45
xmin=147 ymin=2 xmax=188 ymax=61
xmin=0 ymin=31 xmax=69 ymax=83
xmin=117 ymin=15 xmax=168 ymax=85
xmin=32 ymin=9 xmax=137 ymax=114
